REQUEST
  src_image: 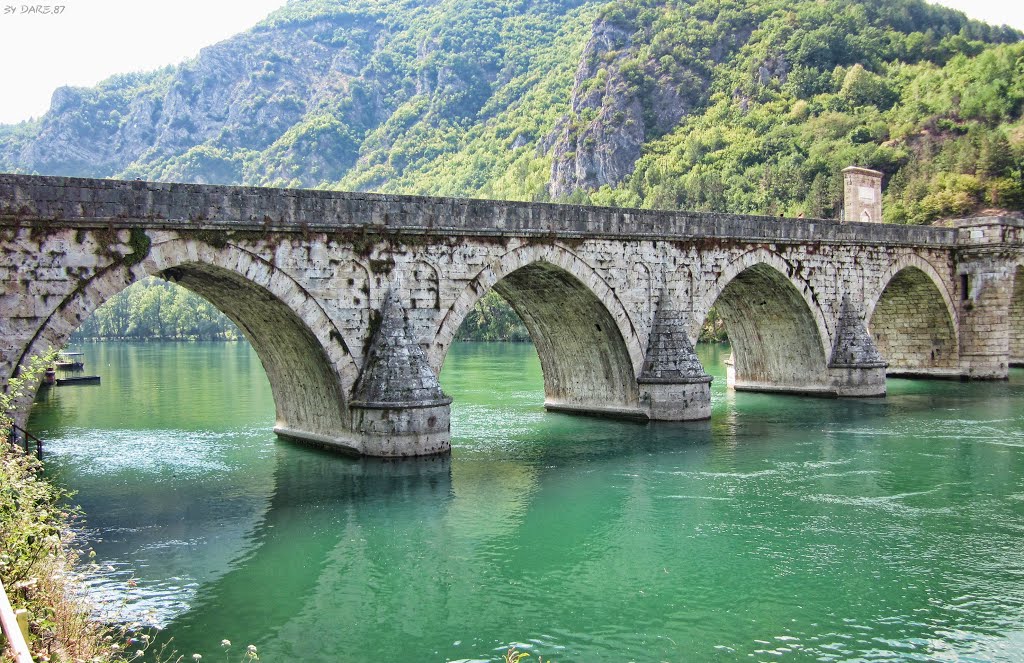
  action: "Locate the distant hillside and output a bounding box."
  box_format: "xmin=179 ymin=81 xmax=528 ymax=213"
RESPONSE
xmin=2 ymin=0 xmax=1022 ymax=224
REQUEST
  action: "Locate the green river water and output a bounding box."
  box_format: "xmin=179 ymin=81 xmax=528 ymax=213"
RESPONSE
xmin=27 ymin=340 xmax=1024 ymax=662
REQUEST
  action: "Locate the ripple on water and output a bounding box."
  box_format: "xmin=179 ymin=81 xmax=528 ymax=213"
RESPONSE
xmin=31 ymin=342 xmax=1024 ymax=662
xmin=46 ymin=427 xmax=241 ymax=477
xmin=72 ymin=560 xmax=196 ymax=628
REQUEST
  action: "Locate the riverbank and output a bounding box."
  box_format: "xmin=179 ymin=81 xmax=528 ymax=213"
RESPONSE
xmin=0 ymin=446 xmax=119 ymax=662
xmin=1 ymin=352 xmax=121 ymax=662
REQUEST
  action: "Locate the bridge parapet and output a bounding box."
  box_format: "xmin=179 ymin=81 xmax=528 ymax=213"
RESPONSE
xmin=952 ymin=216 xmax=1024 ymax=250
xmin=2 ymin=174 xmax=957 ymax=247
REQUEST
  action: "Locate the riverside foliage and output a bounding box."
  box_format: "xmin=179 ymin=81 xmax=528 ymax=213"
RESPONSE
xmin=72 ymin=278 xmax=241 ymax=342
xmin=0 ymin=352 xmax=119 ymax=661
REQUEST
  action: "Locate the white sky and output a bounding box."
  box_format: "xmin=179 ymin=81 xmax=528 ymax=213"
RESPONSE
xmin=0 ymin=0 xmax=288 ymax=124
xmin=0 ymin=0 xmax=1022 ymax=125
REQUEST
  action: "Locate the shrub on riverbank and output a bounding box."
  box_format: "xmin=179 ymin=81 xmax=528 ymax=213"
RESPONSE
xmin=1 ymin=353 xmax=122 ymax=662
xmin=0 ymin=447 xmax=119 ymax=662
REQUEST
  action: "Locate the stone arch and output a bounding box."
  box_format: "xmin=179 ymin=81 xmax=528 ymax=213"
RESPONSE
xmin=866 ymin=256 xmax=959 ymax=374
xmin=693 ymin=249 xmax=832 ymax=393
xmin=1010 ymin=264 xmax=1024 ymax=365
xmin=865 ymin=254 xmax=957 ymax=326
xmin=432 ymin=243 xmax=643 ymax=415
xmin=16 ymin=238 xmax=359 ymax=444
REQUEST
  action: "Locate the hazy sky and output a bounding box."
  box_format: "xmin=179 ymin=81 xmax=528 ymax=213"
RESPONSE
xmin=0 ymin=0 xmax=1022 ymax=125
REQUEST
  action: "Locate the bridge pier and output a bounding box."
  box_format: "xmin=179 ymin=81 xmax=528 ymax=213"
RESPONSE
xmin=637 ymin=304 xmax=712 ymax=420
xmin=347 ymin=290 xmax=452 ymax=457
xmin=828 ymin=295 xmax=887 ymax=397
xmin=956 ymin=222 xmax=1017 ymax=380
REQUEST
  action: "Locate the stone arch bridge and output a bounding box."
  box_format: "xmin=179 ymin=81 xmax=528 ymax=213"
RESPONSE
xmin=3 ymin=174 xmax=1023 ymax=456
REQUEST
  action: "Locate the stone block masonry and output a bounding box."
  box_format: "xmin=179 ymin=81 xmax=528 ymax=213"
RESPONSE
xmin=842 ymin=166 xmax=883 ymax=224
xmin=3 ymin=174 xmax=1023 ymax=456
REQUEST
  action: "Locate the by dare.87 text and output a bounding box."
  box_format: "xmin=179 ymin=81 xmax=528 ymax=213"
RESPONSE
xmin=3 ymin=5 xmax=67 ymax=14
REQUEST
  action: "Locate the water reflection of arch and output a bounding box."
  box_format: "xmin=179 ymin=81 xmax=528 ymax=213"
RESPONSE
xmin=865 ymin=255 xmax=959 ymax=375
xmin=15 ymin=239 xmax=359 ymax=441
xmin=156 ymin=423 xmax=716 ymax=657
xmin=692 ymin=249 xmax=831 ymax=393
xmin=431 ymin=243 xmax=644 ymax=416
xmin=160 ymin=446 xmax=453 ymax=652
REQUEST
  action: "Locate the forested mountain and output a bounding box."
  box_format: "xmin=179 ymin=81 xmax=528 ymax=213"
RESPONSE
xmin=2 ymin=0 xmax=1023 ymax=224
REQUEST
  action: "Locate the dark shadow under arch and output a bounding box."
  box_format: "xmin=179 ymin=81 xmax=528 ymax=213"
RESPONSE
xmin=450 ymin=261 xmax=641 ymax=418
xmin=161 ymin=263 xmax=349 ymax=440
xmin=710 ymin=263 xmax=829 ymax=393
xmin=869 ymin=267 xmax=959 ymax=376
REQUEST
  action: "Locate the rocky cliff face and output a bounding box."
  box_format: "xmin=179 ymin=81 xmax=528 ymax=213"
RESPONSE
xmin=14 ymin=13 xmax=393 ymax=186
xmin=0 ymin=0 xmax=570 ymax=188
xmin=545 ymin=14 xmax=721 ymax=199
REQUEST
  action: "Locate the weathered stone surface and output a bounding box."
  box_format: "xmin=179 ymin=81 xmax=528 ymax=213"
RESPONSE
xmin=3 ymin=174 xmax=1024 ymax=456
xmin=637 ymin=297 xmax=712 ymax=420
xmin=830 ymin=295 xmax=885 ymax=367
xmin=639 ymin=305 xmax=709 ymax=382
xmin=352 ymin=289 xmax=449 ymax=406
xmin=829 ymin=295 xmax=887 ymax=397
xmin=348 ymin=289 xmax=452 ymax=456
xmin=842 ymin=166 xmax=883 ymax=223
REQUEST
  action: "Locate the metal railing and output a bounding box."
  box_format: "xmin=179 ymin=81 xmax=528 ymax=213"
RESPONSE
xmin=0 ymin=577 xmax=33 ymax=663
xmin=6 ymin=424 xmax=42 ymax=460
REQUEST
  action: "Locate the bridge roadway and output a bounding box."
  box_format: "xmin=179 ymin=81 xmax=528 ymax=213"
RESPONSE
xmin=3 ymin=174 xmax=1023 ymax=456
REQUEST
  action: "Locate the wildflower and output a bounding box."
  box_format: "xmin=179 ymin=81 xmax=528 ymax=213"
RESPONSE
xmin=221 ymin=640 xmax=231 ymax=648
xmin=141 ymin=634 xmax=151 ymax=642
xmin=192 ymin=655 xmax=202 ymax=661
xmin=247 ymin=645 xmax=257 ymax=654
